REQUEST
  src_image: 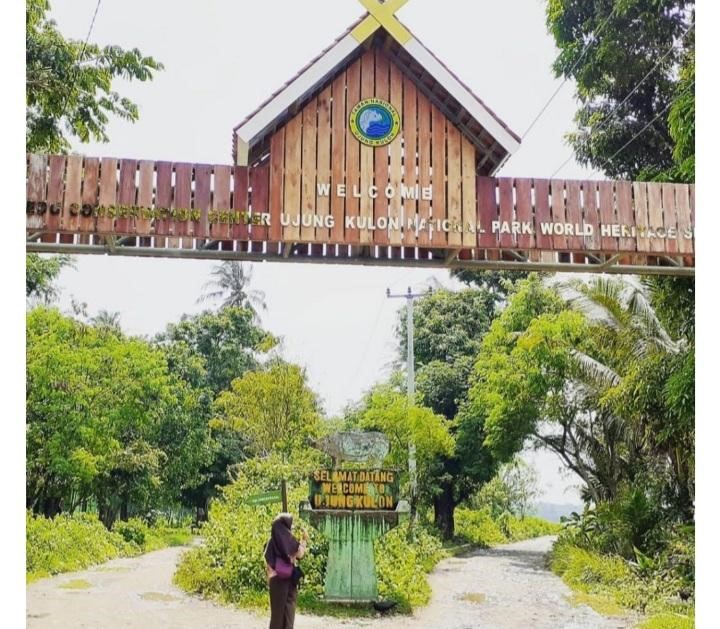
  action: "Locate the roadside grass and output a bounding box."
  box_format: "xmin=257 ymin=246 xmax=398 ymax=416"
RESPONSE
xmin=549 ymin=540 xmax=694 ymax=628
xmin=27 ymin=511 xmax=192 ymax=583
xmin=453 ymin=509 xmax=561 ymax=549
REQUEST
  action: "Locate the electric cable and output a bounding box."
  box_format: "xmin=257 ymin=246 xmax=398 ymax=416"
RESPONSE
xmin=548 ymin=22 xmax=695 ymax=178
xmin=520 ymin=5 xmax=618 ymax=140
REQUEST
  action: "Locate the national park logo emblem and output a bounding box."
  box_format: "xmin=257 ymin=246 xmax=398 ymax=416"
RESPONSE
xmin=349 ymin=98 xmax=401 ymax=146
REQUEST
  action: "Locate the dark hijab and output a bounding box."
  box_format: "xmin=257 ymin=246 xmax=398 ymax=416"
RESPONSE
xmin=264 ymin=513 xmax=300 ymax=569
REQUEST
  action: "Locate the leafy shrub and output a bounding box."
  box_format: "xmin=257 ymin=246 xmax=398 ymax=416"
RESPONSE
xmin=454 ymin=508 xmax=506 ymax=547
xmin=113 ymin=518 xmax=148 ymax=548
xmin=455 ymin=508 xmax=558 ymax=547
xmin=505 ymin=515 xmax=561 ymax=540
xmin=26 ymin=511 xmax=131 ymax=580
xmin=550 ymin=537 xmax=694 ymax=617
xmin=175 ymin=452 xmax=445 ymax=614
xmin=27 ymin=510 xmax=192 ymax=582
xmin=375 ymin=522 xmax=446 ymax=613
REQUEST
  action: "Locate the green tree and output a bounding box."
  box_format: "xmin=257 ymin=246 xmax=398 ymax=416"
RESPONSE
xmin=26 ymin=253 xmax=73 ymax=303
xmin=198 ymin=261 xmax=267 ymax=318
xmin=394 ymin=288 xmax=500 ymax=538
xmin=214 ymin=362 xmax=323 ymax=459
xmin=351 ymin=385 xmax=454 ymax=496
xmin=156 ymin=307 xmax=276 ymax=395
xmin=546 ymin=0 xmax=694 ymax=180
xmin=26 ymin=307 xmax=212 ymax=525
xmin=26 ymin=0 xmax=163 ymax=152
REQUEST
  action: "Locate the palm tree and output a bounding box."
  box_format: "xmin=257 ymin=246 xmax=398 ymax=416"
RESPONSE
xmin=91 ymin=309 xmax=122 ymax=331
xmin=539 ymin=275 xmax=690 ymax=507
xmin=197 ymin=261 xmax=267 ymax=318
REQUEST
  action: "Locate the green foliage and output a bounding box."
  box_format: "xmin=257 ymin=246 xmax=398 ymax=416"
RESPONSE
xmin=174 ymin=452 xmax=327 ymax=606
xmin=454 ymin=508 xmax=559 ymax=547
xmin=471 ymin=457 xmax=539 ymax=519
xmin=26 ymin=511 xmax=130 ymax=580
xmin=374 ymin=522 xmax=446 ymax=613
xmin=175 ymin=452 xmax=445 ymax=614
xmin=638 ymin=612 xmax=694 ymax=629
xmin=26 ymin=253 xmax=74 ymax=303
xmin=214 ymin=362 xmax=323 ymax=459
xmin=156 ymin=307 xmax=276 ymax=395
xmin=198 ymin=261 xmax=267 ymax=318
xmin=26 ymin=307 xmax=214 ymax=524
xmin=354 ymin=386 xmax=454 ymax=489
xmin=550 ymin=537 xmax=694 ymax=619
xmin=26 ymin=0 xmax=163 ymax=152
xmin=27 ymin=511 xmax=191 ymax=581
xmin=398 ymin=288 xmax=496 ymax=366
xmin=545 ymin=0 xmax=694 ymax=180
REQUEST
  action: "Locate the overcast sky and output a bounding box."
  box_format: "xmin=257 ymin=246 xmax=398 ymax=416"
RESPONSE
xmin=47 ymin=0 xmax=601 ymax=505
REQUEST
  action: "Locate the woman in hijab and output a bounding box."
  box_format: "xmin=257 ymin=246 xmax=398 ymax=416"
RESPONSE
xmin=264 ymin=513 xmax=307 ymax=629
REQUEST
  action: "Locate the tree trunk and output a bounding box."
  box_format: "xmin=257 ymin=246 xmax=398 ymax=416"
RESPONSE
xmin=433 ymin=483 xmax=455 ymax=540
xmin=42 ymin=496 xmax=61 ymax=518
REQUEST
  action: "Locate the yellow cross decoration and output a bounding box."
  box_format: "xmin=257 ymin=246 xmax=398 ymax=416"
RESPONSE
xmin=351 ymin=0 xmax=412 ymax=45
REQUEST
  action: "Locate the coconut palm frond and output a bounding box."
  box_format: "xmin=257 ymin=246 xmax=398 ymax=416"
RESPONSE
xmin=556 ymin=278 xmax=622 ymax=329
xmin=570 ymin=349 xmax=621 ymax=388
xmin=625 ymin=284 xmax=680 ymax=353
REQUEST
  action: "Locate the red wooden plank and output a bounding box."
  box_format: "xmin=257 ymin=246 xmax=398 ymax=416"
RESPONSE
xmin=515 ymin=178 xmax=533 ymax=249
xmin=233 ymin=166 xmax=250 ymax=241
xmin=374 ymin=54 xmax=390 ymax=246
xmin=598 ymin=181 xmax=617 ymax=252
xmin=430 ymin=104 xmax=446 ymax=246
xmin=251 ymin=165 xmax=269 ymax=242
xmin=550 ymin=179 xmax=567 ymax=250
xmin=173 ymin=163 xmax=193 ymax=237
xmin=661 ymin=183 xmax=678 ymax=255
xmin=345 ymin=58 xmax=361 ymax=244
xmin=633 ymin=182 xmax=651 ymax=253
xmin=403 ymin=78 xmax=418 ymax=246
xmin=476 ymin=177 xmax=497 ymax=248
xmin=330 ymin=73 xmax=346 ymax=244
xmin=45 ymin=155 xmax=65 ymax=234
xmin=582 ymin=180 xmax=600 ymax=251
xmin=269 ymin=130 xmax=285 ymax=243
xmin=417 ymin=91 xmax=432 ymax=247
xmin=193 ymin=164 xmax=212 ymax=239
xmin=81 ymin=158 xmax=100 ymax=234
xmin=63 ymin=156 xmax=83 ymax=233
xmin=26 ymin=154 xmax=47 ymax=202
xmin=497 ymin=178 xmax=515 ymax=248
xmin=115 ymin=159 xmax=137 ymax=234
xmin=615 ymin=181 xmax=635 ymax=252
xmin=565 ymin=180 xmax=582 ymax=250
xmin=533 ymin=179 xmax=552 ymax=250
xmin=135 ymin=160 xmax=154 ymax=236
xmin=675 ymin=184 xmax=692 ymax=255
xmin=154 ymin=161 xmax=173 ymax=237
xmin=97 ymin=158 xmax=119 ymax=236
xmin=211 ymin=164 xmax=232 ymax=241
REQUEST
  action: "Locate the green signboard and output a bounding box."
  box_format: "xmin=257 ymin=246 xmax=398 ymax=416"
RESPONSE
xmin=245 ymin=489 xmax=282 ymax=506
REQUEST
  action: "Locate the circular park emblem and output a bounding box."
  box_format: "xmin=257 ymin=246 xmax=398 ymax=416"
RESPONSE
xmin=349 ymin=98 xmax=400 ymax=147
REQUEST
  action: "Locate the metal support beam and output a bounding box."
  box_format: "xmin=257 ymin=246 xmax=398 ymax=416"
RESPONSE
xmin=25 ymin=241 xmax=695 ymax=277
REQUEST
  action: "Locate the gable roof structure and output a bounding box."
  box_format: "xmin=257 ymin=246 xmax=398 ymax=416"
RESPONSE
xmin=232 ymin=11 xmax=520 ymax=175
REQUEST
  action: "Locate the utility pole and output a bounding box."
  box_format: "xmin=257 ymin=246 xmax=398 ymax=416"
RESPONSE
xmin=386 ymin=286 xmax=431 ymax=519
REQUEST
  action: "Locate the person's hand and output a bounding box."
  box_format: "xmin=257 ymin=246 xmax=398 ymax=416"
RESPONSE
xmin=301 ymin=531 xmax=309 ymax=542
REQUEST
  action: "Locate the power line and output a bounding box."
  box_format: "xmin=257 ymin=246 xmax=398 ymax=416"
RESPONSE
xmin=521 ymin=5 xmax=618 ymax=140
xmin=58 ymin=0 xmax=103 ymax=125
xmin=596 ymin=81 xmax=694 ymax=173
xmin=548 ymin=22 xmax=695 ymax=178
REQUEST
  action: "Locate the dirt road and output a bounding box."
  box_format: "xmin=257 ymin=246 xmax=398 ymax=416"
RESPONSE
xmin=27 ymin=536 xmax=634 ymax=629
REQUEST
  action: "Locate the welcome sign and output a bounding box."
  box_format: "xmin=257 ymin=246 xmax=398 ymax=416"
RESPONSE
xmin=26 ymin=1 xmax=694 ymax=275
xmin=309 ymin=470 xmax=399 ymax=510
